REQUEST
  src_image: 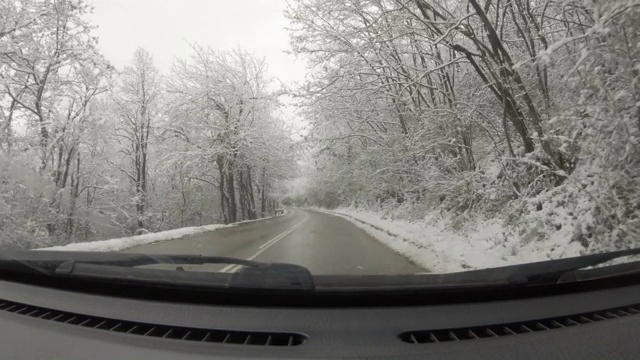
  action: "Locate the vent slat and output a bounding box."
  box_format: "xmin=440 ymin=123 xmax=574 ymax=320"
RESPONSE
xmin=78 ymin=318 xmax=93 ymax=326
xmin=534 ymin=322 xmax=549 ymax=330
xmin=202 ymin=332 xmax=212 ymax=342
xmin=16 ymin=306 xmax=32 ymax=314
xmin=564 ymin=318 xmax=579 ymax=326
xmin=95 ymin=320 xmax=109 ymax=329
xmin=50 ymin=313 xmax=65 ymax=321
xmin=126 ymin=324 xmax=139 ymax=334
xmin=550 ymin=320 xmax=565 ymax=328
xmin=24 ymin=308 xmax=40 ymax=317
xmin=222 ymin=333 xmax=232 ymax=344
xmin=63 ymin=316 xmax=78 ymax=324
xmin=408 ymin=333 xmax=418 ymax=343
xmin=483 ymin=328 xmax=496 ymax=337
xmin=400 ymin=303 xmax=640 ymax=344
xmin=519 ymin=325 xmax=533 ymax=333
xmin=36 ymin=311 xmax=52 ymax=319
xmin=579 ymin=316 xmax=594 ymax=323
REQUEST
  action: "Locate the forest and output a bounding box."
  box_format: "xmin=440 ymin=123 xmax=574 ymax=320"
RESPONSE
xmin=1 ymin=0 xmax=639 ymax=254
xmin=284 ymin=0 xmax=639 ymax=253
xmin=0 ymin=0 xmax=294 ymax=248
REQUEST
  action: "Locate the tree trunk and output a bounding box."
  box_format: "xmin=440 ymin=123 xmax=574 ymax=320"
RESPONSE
xmin=238 ymin=168 xmax=248 ymax=221
xmin=226 ymin=160 xmax=237 ymax=223
xmin=65 ymin=157 xmax=81 ymax=242
xmin=245 ymin=166 xmax=257 ymax=220
xmin=238 ymin=166 xmax=257 ymax=220
xmin=0 ymin=98 xmax=18 ymax=153
xmin=261 ymin=184 xmax=266 ymax=217
xmin=217 ymin=157 xmax=229 ymax=224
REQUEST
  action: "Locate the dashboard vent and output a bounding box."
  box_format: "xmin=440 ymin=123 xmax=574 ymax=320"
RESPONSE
xmin=400 ymin=304 xmax=640 ymax=344
xmin=0 ymin=299 xmax=306 ymax=346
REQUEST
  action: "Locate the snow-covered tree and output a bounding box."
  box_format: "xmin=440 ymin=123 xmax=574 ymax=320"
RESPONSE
xmin=111 ymin=48 xmax=160 ymax=233
xmin=287 ymin=0 xmax=640 ymax=249
xmin=166 ymin=46 xmax=294 ymax=224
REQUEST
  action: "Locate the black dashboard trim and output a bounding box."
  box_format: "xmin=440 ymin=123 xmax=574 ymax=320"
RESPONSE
xmin=1 ymin=268 xmax=640 ymax=307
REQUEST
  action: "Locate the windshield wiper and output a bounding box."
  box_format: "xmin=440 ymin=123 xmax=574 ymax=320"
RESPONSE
xmin=0 ymin=251 xmax=315 ymax=291
xmin=310 ymin=248 xmax=640 ymax=291
xmin=1 ymin=248 xmax=639 ymax=292
xmin=453 ymin=247 xmax=640 ymax=286
xmin=56 ymin=253 xmax=263 ymax=269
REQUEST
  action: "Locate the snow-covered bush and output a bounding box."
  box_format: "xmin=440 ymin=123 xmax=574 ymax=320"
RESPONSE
xmin=513 ymin=0 xmax=640 ymax=251
xmin=0 ymin=155 xmax=55 ymax=249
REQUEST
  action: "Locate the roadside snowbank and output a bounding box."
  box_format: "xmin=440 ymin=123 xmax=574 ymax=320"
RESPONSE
xmin=37 ymin=224 xmax=230 ymax=252
xmin=310 ymin=207 xmax=584 ymax=273
xmin=36 ymin=214 xmax=279 ymax=252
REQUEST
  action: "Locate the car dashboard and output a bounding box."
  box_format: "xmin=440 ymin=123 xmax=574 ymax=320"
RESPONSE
xmin=0 ymin=276 xmax=639 ymax=360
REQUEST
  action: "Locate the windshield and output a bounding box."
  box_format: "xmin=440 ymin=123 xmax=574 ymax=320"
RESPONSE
xmin=0 ymin=0 xmax=638 ymax=283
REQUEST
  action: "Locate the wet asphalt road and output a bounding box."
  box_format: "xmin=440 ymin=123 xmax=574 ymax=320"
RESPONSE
xmin=123 ymin=208 xmax=424 ymax=275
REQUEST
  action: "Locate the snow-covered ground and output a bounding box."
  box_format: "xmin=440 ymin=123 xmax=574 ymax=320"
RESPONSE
xmin=37 ymin=215 xmax=278 ymax=252
xmin=37 ymin=224 xmax=230 ymax=252
xmin=310 ymin=207 xmax=585 ymax=273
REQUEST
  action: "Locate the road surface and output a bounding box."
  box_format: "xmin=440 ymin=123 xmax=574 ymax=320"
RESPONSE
xmin=123 ymin=208 xmax=424 ymax=275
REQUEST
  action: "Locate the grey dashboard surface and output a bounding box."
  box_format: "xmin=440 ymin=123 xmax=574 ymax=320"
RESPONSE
xmin=0 ymin=279 xmax=639 ymax=359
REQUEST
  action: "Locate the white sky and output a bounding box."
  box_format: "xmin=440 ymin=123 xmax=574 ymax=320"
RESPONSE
xmin=88 ymin=0 xmax=307 ymax=84
xmin=87 ymin=0 xmax=309 ymax=136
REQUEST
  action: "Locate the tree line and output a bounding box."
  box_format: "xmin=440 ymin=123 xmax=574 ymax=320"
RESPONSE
xmin=0 ymin=0 xmax=294 ymax=248
xmin=286 ymin=0 xmax=639 ymax=249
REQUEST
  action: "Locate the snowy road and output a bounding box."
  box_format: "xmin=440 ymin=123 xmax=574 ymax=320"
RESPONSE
xmin=122 ymin=208 xmax=424 ymax=275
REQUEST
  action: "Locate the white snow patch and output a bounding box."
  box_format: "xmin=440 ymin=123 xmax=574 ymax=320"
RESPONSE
xmin=309 ymin=206 xmax=584 ymax=274
xmin=36 ymin=214 xmax=278 ymax=252
xmin=36 ymin=224 xmax=231 ymax=252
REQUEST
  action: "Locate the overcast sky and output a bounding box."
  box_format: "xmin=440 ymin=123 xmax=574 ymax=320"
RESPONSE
xmin=88 ymin=0 xmax=308 ymax=133
xmin=88 ymin=0 xmax=307 ymax=84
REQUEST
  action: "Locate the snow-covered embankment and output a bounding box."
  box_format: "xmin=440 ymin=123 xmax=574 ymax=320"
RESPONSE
xmin=37 ymin=224 xmax=231 ymax=252
xmin=310 ymin=207 xmax=584 ymax=273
